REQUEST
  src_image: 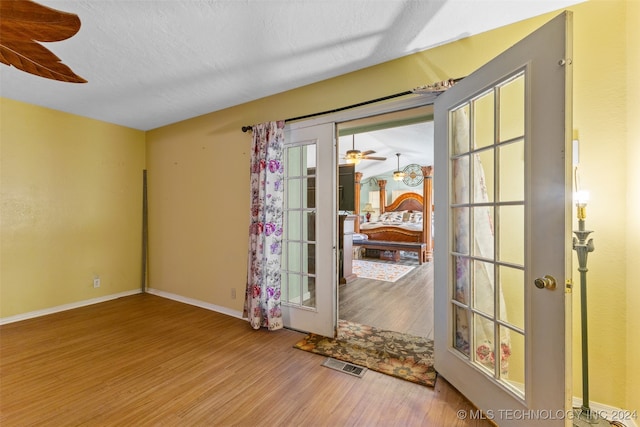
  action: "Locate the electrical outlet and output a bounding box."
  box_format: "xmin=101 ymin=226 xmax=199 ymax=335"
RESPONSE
xmin=230 ymin=288 xmax=236 ymax=299
xmin=93 ymin=277 xmax=101 ymax=288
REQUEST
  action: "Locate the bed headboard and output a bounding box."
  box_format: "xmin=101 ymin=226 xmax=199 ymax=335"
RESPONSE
xmin=384 ymin=192 xmax=423 ymax=212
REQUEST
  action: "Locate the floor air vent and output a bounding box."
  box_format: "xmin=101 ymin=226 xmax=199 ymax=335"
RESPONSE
xmin=322 ymin=357 xmax=367 ymax=378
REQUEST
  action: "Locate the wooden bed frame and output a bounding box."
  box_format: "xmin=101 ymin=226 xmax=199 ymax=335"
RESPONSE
xmin=354 ymin=166 xmax=433 ymax=261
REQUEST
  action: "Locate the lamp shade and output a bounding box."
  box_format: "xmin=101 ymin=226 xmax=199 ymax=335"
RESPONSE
xmin=363 ymin=203 xmax=374 ymax=212
xmin=574 ymin=190 xmax=590 ymax=205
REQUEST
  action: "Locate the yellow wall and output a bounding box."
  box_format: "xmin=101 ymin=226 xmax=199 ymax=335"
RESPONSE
xmin=625 ymin=0 xmax=640 ymax=416
xmin=1 ymin=98 xmax=146 ymax=317
xmin=1 ymin=0 xmax=636 ymax=414
xmin=569 ymin=0 xmax=637 ymax=412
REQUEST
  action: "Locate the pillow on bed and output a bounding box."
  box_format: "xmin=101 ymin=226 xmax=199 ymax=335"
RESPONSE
xmin=379 ymin=211 xmax=405 ymax=224
xmin=378 ymin=212 xmax=394 ymax=222
xmin=390 ymin=211 xmax=406 ymax=222
xmin=409 ymin=212 xmax=423 ymax=223
xmin=378 ymin=212 xmax=390 ymax=222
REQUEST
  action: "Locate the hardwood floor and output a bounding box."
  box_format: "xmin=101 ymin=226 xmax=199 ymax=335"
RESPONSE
xmin=0 ymin=293 xmax=492 ymax=426
xmin=339 ymin=254 xmax=433 ymax=338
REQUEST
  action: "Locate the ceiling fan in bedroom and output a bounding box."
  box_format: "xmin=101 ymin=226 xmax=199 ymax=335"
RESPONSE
xmin=0 ymin=0 xmax=87 ymax=83
xmin=343 ymin=135 xmax=386 ymax=165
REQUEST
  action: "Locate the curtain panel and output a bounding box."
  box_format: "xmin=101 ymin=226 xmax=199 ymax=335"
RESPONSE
xmin=244 ymin=121 xmax=285 ymax=330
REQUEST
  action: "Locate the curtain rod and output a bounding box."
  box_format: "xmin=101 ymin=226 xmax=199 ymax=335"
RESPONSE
xmin=242 ymin=77 xmax=463 ymax=132
xmin=240 ymin=79 xmax=461 ymax=132
xmin=240 ymin=90 xmax=413 ymax=133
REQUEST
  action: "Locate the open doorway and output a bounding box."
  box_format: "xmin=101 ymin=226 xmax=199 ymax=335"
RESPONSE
xmin=336 ymin=106 xmax=435 ymax=339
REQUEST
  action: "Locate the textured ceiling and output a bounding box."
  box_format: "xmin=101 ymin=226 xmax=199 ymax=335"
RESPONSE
xmin=0 ymin=0 xmax=582 ymax=131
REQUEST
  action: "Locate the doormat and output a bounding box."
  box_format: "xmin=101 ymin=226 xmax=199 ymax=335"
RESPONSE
xmin=294 ymin=320 xmax=436 ymax=387
xmin=352 ymin=260 xmax=414 ymax=282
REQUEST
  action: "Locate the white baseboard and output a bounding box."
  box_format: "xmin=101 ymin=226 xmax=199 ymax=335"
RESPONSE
xmin=572 ymin=397 xmax=638 ymax=427
xmin=146 ymin=288 xmax=244 ymax=320
xmin=0 ymin=289 xmax=142 ymax=325
xmin=0 ymin=287 xmax=245 ymax=326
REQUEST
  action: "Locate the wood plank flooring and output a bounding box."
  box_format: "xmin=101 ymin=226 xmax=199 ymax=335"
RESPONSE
xmin=0 ymin=293 xmax=491 ymax=426
xmin=339 ymin=256 xmax=433 ymax=338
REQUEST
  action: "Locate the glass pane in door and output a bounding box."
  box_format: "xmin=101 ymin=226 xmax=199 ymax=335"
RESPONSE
xmin=498 ymin=140 xmax=524 ymax=201
xmin=499 ymin=265 xmax=525 ymax=331
xmin=474 ymin=313 xmax=496 ymax=375
xmin=499 ymin=76 xmax=525 ymax=142
xmin=473 ymin=260 xmax=494 ymax=316
xmin=454 ymin=256 xmax=470 ymax=304
xmin=452 ymin=207 xmax=469 ymax=254
xmin=282 ymin=143 xmax=317 ymax=308
xmin=473 ymin=91 xmax=494 ymax=149
xmin=448 ymin=71 xmax=527 ymax=398
xmin=498 ymin=205 xmax=524 ymax=265
xmin=454 ymin=305 xmax=471 ymax=357
xmin=502 ymin=327 xmax=525 ymax=395
xmin=475 ymin=148 xmax=494 ymax=202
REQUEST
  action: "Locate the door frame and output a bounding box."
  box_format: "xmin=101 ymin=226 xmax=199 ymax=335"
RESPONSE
xmin=289 ymin=17 xmax=573 ymax=409
xmin=287 ymin=95 xmax=438 ymax=337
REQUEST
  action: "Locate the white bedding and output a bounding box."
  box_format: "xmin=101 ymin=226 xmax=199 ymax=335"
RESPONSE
xmin=352 ymin=233 xmax=369 ymax=241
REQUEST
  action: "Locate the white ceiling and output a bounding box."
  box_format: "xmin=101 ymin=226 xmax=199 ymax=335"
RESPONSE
xmin=1 ymin=0 xmax=582 ymax=132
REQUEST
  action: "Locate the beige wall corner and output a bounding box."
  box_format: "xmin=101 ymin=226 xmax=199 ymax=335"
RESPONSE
xmin=0 ymin=98 xmax=146 ymax=318
xmin=625 ymin=0 xmax=640 ymax=415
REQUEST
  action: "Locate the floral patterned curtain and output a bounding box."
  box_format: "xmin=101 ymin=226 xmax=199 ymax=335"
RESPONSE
xmin=244 ymin=121 xmax=285 ymax=330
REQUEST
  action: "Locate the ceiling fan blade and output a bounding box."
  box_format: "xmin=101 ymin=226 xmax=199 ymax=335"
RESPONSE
xmin=0 ymin=0 xmax=86 ymax=83
xmin=362 ymin=156 xmax=387 ymax=161
xmin=360 ymin=150 xmax=376 ymax=156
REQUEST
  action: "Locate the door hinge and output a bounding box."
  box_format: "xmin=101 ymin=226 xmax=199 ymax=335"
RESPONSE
xmin=558 ymin=58 xmax=573 ymax=66
xmin=565 ymin=279 xmax=573 ymax=293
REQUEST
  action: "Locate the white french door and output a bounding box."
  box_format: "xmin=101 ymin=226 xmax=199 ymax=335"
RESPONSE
xmin=434 ymin=12 xmax=573 ymax=427
xmin=280 ymin=123 xmax=337 ymax=337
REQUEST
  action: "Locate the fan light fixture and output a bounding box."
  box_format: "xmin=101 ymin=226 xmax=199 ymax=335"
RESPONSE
xmin=393 ymin=153 xmax=405 ymax=181
xmin=345 ymin=150 xmax=361 ymax=165
xmin=346 ymin=135 xmax=361 ymax=165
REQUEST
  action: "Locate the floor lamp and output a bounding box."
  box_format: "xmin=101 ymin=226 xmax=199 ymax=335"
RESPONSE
xmin=572 ymin=191 xmax=609 ymax=427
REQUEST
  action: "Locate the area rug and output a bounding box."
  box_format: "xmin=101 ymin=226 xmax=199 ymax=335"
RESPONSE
xmin=293 ymin=320 xmax=437 ymax=387
xmin=352 ymin=260 xmax=414 ymax=283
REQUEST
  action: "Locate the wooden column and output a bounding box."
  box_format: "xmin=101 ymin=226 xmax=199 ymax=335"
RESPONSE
xmin=422 ymin=166 xmax=434 ymax=262
xmin=354 ymin=172 xmax=363 ymax=232
xmin=378 ymin=179 xmax=387 ymax=214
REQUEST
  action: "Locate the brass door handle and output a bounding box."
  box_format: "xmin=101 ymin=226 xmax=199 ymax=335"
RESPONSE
xmin=534 ymin=275 xmax=557 ymax=290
